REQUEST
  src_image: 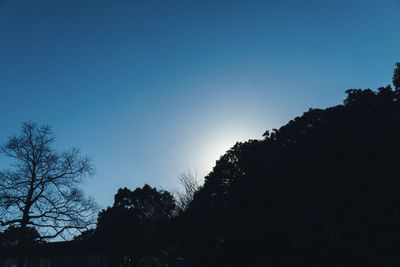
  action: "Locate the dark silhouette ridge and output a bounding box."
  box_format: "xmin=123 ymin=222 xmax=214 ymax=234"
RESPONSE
xmin=176 ymin=65 xmax=400 ymax=266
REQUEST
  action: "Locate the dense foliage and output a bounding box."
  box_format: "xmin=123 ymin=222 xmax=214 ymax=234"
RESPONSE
xmin=180 ymin=85 xmax=400 ymax=266
xmin=10 ymin=63 xmax=400 ymax=266
xmin=93 ymin=185 xmax=176 ymax=266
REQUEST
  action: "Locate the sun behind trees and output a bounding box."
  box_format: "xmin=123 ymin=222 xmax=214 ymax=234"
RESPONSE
xmin=71 ymin=62 xmax=400 ymax=267
xmin=0 ymin=122 xmax=97 ymax=244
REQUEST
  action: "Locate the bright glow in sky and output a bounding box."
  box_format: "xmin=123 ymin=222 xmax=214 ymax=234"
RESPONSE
xmin=0 ymin=0 xmax=399 ymax=207
xmin=192 ymin=120 xmax=263 ymax=179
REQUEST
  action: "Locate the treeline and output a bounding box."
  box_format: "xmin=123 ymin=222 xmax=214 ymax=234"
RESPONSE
xmin=2 ymin=63 xmax=400 ymax=266
xmin=73 ymin=64 xmax=400 ymax=266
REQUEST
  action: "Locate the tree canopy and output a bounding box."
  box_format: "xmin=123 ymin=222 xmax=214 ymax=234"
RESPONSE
xmin=177 ymin=67 xmax=400 ymax=266
xmin=0 ymin=122 xmax=97 ymax=242
xmin=94 ymin=184 xmax=176 ymax=266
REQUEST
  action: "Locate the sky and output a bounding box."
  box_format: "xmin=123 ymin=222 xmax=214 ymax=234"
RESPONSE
xmin=0 ymin=0 xmax=399 ymax=207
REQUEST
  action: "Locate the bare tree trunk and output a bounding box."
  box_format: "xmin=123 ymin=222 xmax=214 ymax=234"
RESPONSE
xmin=17 ymin=190 xmax=33 ymax=267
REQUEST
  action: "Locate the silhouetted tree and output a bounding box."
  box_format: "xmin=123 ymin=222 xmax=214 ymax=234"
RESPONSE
xmin=0 ymin=122 xmax=97 ymax=245
xmin=95 ymin=184 xmax=176 ymax=266
xmin=393 ymin=62 xmax=400 ymax=90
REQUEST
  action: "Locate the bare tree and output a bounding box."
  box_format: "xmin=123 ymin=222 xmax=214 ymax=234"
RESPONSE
xmin=0 ymin=122 xmax=97 ymax=243
xmin=174 ymin=169 xmax=201 ymax=212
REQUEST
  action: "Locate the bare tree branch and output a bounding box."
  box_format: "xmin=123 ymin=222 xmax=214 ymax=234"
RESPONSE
xmin=0 ymin=122 xmax=98 ymax=242
xmin=173 ymin=168 xmax=201 ymax=212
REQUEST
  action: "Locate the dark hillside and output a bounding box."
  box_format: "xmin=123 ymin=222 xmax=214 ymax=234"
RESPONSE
xmin=181 ymin=86 xmax=400 ymax=266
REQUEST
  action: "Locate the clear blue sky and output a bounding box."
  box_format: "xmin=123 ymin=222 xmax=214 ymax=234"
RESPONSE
xmin=1 ymin=0 xmax=399 ymax=207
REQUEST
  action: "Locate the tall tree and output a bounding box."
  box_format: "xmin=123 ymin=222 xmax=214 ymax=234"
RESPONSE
xmin=0 ymin=122 xmax=97 ymax=243
xmin=393 ymin=62 xmax=400 ymax=90
xmin=96 ymin=184 xmax=176 ymax=266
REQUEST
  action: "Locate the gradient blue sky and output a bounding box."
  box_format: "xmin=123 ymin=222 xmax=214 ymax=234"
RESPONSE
xmin=1 ymin=0 xmax=399 ymax=207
